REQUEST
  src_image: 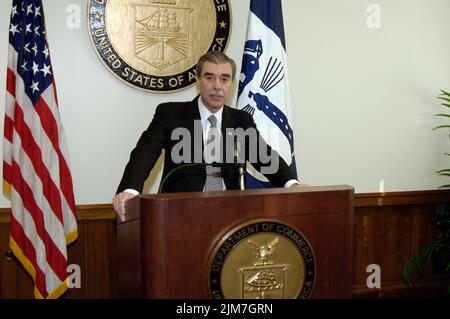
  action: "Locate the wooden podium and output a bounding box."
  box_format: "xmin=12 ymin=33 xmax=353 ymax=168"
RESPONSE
xmin=117 ymin=185 xmax=353 ymax=298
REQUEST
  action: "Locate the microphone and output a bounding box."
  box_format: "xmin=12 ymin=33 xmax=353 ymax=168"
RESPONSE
xmin=158 ymin=136 xmax=246 ymax=193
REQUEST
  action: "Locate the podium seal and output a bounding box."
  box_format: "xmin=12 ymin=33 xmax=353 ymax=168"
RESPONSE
xmin=209 ymin=219 xmax=316 ymax=299
xmin=88 ymin=0 xmax=231 ymax=93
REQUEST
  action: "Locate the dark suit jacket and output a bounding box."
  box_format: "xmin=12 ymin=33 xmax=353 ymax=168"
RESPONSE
xmin=116 ymin=96 xmax=295 ymax=193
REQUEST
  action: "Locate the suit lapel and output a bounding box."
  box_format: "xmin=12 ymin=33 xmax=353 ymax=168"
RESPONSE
xmin=182 ymin=95 xmax=201 ymax=126
xmin=182 ymin=96 xmax=203 ymax=164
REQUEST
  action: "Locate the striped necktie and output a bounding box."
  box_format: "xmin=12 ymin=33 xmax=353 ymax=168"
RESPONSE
xmin=204 ymin=115 xmax=223 ymax=191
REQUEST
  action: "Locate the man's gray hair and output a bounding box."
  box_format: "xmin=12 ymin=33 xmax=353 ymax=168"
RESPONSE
xmin=196 ymin=51 xmax=237 ymax=80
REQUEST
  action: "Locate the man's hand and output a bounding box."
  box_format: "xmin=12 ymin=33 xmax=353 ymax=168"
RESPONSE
xmin=113 ymin=192 xmax=137 ymax=222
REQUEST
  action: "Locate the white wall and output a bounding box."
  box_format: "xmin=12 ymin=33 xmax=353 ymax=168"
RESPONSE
xmin=0 ymin=0 xmax=449 ymax=207
xmin=286 ymin=0 xmax=450 ymax=193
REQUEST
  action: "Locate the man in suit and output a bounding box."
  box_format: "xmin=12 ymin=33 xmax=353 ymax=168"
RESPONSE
xmin=113 ymin=51 xmax=300 ymax=220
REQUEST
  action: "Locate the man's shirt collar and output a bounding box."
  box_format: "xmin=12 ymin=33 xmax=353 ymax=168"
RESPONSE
xmin=198 ymin=98 xmax=223 ymax=128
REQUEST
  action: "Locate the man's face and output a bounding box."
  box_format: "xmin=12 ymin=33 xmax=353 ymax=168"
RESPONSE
xmin=197 ymin=61 xmax=233 ymax=113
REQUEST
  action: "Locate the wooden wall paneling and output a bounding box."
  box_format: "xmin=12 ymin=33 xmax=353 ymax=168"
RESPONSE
xmin=0 ymin=207 xmax=118 ymax=299
xmin=83 ymin=219 xmax=117 ymax=298
xmin=0 ymin=221 xmax=19 ymax=298
xmin=17 ymin=261 xmax=34 ymax=298
xmin=352 ymin=206 xmax=363 ymax=286
xmin=68 ymin=205 xmax=117 ymax=298
xmin=410 ymin=204 xmax=436 ymax=278
xmin=64 ymin=220 xmax=87 ymax=298
xmin=379 ymin=205 xmax=401 ymax=283
xmin=352 ymin=203 xmax=442 ymax=298
xmin=396 ymin=205 xmax=414 ymax=281
xmin=352 ymin=189 xmax=450 ymax=298
xmin=352 ymin=207 xmax=377 ymax=286
xmin=0 ymin=222 xmax=34 ymax=299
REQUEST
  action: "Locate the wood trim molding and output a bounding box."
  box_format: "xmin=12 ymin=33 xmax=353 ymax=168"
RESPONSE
xmin=76 ymin=204 xmax=116 ymax=220
xmin=0 ymin=203 xmax=116 ymax=223
xmin=354 ymin=189 xmax=450 ymax=207
xmin=1 ymin=188 xmax=450 ymax=223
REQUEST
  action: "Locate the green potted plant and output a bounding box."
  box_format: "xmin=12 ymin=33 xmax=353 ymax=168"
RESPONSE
xmin=403 ymin=90 xmax=450 ymax=293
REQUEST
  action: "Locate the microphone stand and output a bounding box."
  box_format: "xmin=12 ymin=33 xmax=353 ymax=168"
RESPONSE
xmin=157 ymin=163 xmax=206 ymax=194
xmin=238 ymin=165 xmax=245 ymax=190
xmin=233 ymin=135 xmax=246 ymax=190
xmin=157 ymin=162 xmax=246 ymax=193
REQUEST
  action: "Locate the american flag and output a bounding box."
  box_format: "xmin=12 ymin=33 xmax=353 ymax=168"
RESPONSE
xmin=3 ymin=0 xmax=77 ymax=298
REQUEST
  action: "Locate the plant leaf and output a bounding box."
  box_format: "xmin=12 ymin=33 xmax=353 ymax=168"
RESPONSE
xmin=438 ymin=96 xmax=450 ymax=104
xmin=434 ymin=113 xmax=450 ymax=117
xmin=436 ymin=169 xmax=450 ymax=174
xmin=445 ymin=228 xmax=450 ymax=238
xmin=403 ymin=259 xmax=418 ymax=286
xmin=438 ymin=173 xmax=450 ymax=177
xmin=432 ymin=125 xmax=450 ymax=130
xmin=440 ymin=89 xmax=450 ymax=96
xmin=438 ymin=184 xmax=450 ymax=188
xmin=439 ymin=250 xmax=450 ymax=266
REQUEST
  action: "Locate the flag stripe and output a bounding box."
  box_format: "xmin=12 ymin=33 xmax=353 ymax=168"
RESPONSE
xmin=11 ymin=128 xmax=67 ymax=254
xmin=10 ymin=160 xmax=68 ymax=281
xmin=3 ymin=162 xmax=12 ymax=190
xmin=4 ymin=116 xmax=14 ymax=144
xmin=6 ymin=68 xmax=16 ymax=97
xmin=10 ymin=216 xmax=47 ymax=297
xmin=36 ymin=94 xmax=76 ymax=211
xmin=11 ymin=101 xmax=65 ymax=224
xmin=9 ymin=191 xmax=64 ymax=297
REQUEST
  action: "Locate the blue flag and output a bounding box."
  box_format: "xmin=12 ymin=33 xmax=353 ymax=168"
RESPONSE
xmin=237 ymin=0 xmax=297 ymax=188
